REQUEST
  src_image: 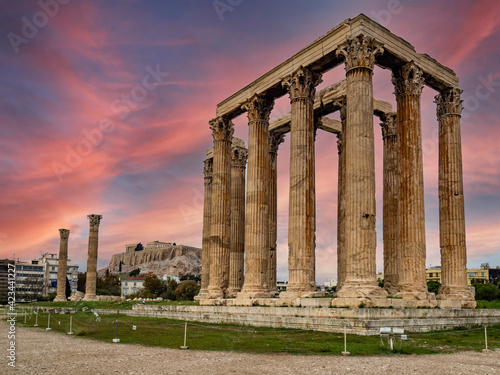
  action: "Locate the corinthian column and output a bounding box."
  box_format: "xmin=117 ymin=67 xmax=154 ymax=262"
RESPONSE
xmin=380 ymin=112 xmax=399 ymax=295
xmin=207 ymin=117 xmax=234 ymax=299
xmin=335 ymin=35 xmax=386 ymax=301
xmin=435 ymin=88 xmax=476 ymax=308
xmin=336 ymin=101 xmax=346 ymax=291
xmin=227 ymin=139 xmax=248 ymax=297
xmin=268 ymin=131 xmax=285 ymax=296
xmin=85 ymin=214 xmax=102 ymax=300
xmin=237 ymin=94 xmax=274 ymax=299
xmin=196 ymin=155 xmax=213 ymax=300
xmin=392 ymin=62 xmax=432 ymax=302
xmin=54 ymin=229 xmax=70 ymax=301
xmin=281 ymin=66 xmax=321 ymax=299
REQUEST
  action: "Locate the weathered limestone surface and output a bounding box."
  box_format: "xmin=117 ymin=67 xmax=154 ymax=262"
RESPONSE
xmin=207 ymin=117 xmax=234 ymax=298
xmin=336 ymin=101 xmax=346 ymax=291
xmin=281 ymin=66 xmax=321 ymax=298
xmin=435 ymin=89 xmax=476 ymax=308
xmin=54 ymin=229 xmax=70 ymax=302
xmin=227 ymin=140 xmax=247 ymax=297
xmin=392 ymin=63 xmax=434 ymax=305
xmin=85 ymin=214 xmax=102 ymax=300
xmin=237 ymin=95 xmax=274 ymax=299
xmin=196 ymin=155 xmax=213 ymax=300
xmin=380 ymin=112 xmax=399 ymax=295
xmin=268 ymin=131 xmax=285 ymax=295
xmin=335 ymin=36 xmax=387 ymax=303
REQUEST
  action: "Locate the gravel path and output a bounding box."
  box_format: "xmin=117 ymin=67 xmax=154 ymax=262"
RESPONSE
xmin=2 ymin=319 xmax=500 ymax=374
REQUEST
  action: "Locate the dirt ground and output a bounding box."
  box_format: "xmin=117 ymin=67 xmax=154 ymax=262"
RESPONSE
xmin=1 ymin=320 xmax=499 ymax=374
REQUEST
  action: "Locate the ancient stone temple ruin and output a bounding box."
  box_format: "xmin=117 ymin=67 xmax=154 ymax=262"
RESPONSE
xmin=198 ymin=14 xmax=475 ymax=309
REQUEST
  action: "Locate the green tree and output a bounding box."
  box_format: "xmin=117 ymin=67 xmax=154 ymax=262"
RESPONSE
xmin=143 ymin=274 xmax=166 ymax=297
xmin=474 ymin=283 xmax=499 ymax=301
xmin=427 ymin=280 xmax=441 ymax=295
xmin=161 ymin=277 xmax=179 ymax=300
xmin=174 ymin=280 xmax=200 ymax=301
xmin=129 ymin=268 xmax=140 ymax=277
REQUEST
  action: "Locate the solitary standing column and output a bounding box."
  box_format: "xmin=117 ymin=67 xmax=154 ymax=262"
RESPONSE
xmin=85 ymin=214 xmax=102 ymax=300
xmin=380 ymin=112 xmax=399 ymax=295
xmin=196 ymin=155 xmax=213 ymax=300
xmin=335 ymin=36 xmax=387 ymax=302
xmin=336 ymin=101 xmax=346 ymax=291
xmin=237 ymin=94 xmax=274 ymax=299
xmin=54 ymin=229 xmax=70 ymax=301
xmin=281 ymin=66 xmax=321 ymax=299
xmin=392 ymin=62 xmax=433 ymax=304
xmin=207 ymin=117 xmax=234 ymax=299
xmin=435 ymin=88 xmax=476 ymax=308
xmin=268 ymin=131 xmax=285 ymax=296
xmin=227 ymin=140 xmax=248 ymax=297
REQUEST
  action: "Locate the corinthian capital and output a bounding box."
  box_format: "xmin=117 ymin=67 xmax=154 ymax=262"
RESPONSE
xmin=392 ymin=62 xmax=425 ymax=98
xmin=435 ymin=88 xmax=463 ymax=117
xmin=59 ymin=229 xmax=70 ymax=239
xmin=209 ymin=116 xmax=234 ymax=142
xmin=231 ymin=146 xmax=248 ymax=167
xmin=380 ymin=112 xmax=397 ymax=139
xmin=87 ymin=214 xmax=102 ymax=229
xmin=336 ymin=35 xmax=384 ymax=72
xmin=243 ymin=94 xmax=274 ymax=122
xmin=282 ymin=66 xmax=322 ymax=102
xmin=203 ymin=158 xmax=213 ymax=178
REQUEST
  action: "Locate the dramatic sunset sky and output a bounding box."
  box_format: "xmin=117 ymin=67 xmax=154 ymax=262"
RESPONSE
xmin=1 ymin=0 xmax=499 ymax=283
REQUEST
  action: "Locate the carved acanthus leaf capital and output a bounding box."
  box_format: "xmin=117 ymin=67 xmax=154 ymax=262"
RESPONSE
xmin=282 ymin=66 xmax=322 ymax=102
xmin=59 ymin=229 xmax=70 ymax=239
xmin=336 ymin=35 xmax=384 ymax=72
xmin=231 ymin=146 xmax=248 ymax=167
xmin=435 ymin=88 xmax=463 ymax=117
xmin=209 ymin=116 xmax=234 ymax=142
xmin=243 ymin=94 xmax=274 ymax=122
xmin=380 ymin=112 xmax=397 ymax=139
xmin=87 ymin=214 xmax=102 ymax=230
xmin=392 ymin=62 xmax=425 ymax=98
xmin=203 ymin=158 xmax=213 ymax=178
xmin=268 ymin=131 xmax=285 ymax=156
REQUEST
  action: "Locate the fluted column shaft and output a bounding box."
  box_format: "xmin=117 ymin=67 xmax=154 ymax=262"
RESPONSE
xmin=380 ymin=112 xmax=399 ymax=295
xmin=207 ymin=117 xmax=234 ymax=298
xmin=268 ymin=132 xmax=285 ymax=295
xmin=435 ymin=88 xmax=475 ymax=307
xmin=336 ymin=36 xmax=384 ymax=297
xmin=227 ymin=143 xmax=247 ymax=296
xmin=237 ymin=95 xmax=274 ymax=299
xmin=85 ymin=214 xmax=102 ymax=299
xmin=336 ymin=102 xmax=346 ymax=291
xmin=392 ymin=62 xmax=428 ymax=297
xmin=55 ymin=229 xmax=70 ymax=301
xmin=282 ymin=66 xmax=321 ymax=298
xmin=197 ymin=157 xmax=213 ymax=299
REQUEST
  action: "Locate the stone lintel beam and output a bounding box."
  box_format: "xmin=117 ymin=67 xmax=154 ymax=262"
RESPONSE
xmin=215 ymin=14 xmax=457 ymax=120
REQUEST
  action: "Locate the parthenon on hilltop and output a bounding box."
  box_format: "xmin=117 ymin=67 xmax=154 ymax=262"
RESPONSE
xmin=197 ymin=14 xmax=476 ymax=309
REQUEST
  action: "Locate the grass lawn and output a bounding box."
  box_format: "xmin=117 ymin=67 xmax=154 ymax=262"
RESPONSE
xmin=6 ymin=308 xmax=500 ymax=356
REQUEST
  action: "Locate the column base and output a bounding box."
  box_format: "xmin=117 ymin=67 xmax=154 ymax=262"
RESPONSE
xmin=84 ymin=294 xmax=97 ymax=300
xmin=194 ymin=289 xmax=209 ymax=301
xmin=53 ymin=296 xmax=67 ymax=302
xmin=280 ymin=282 xmax=318 ymax=299
xmin=437 ymin=286 xmax=476 ymax=308
xmin=334 ymin=282 xmax=388 ymax=307
xmin=236 ymin=286 xmax=272 ymax=300
xmin=207 ymin=287 xmax=225 ymax=299
xmin=394 ymin=290 xmax=437 ymax=308
xmin=225 ymin=288 xmax=241 ymax=298
xmin=383 ymin=281 xmax=399 ymax=296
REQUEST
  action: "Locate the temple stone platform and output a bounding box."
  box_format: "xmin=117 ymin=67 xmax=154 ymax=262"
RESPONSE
xmin=93 ymin=304 xmax=500 ymax=336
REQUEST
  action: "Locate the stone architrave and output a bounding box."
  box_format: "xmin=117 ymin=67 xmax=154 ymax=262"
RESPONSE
xmin=85 ymin=214 xmax=102 ymax=300
xmin=281 ymin=66 xmax=322 ymax=299
xmin=207 ymin=117 xmax=234 ymax=299
xmin=435 ymin=88 xmax=476 ymax=308
xmin=54 ymin=229 xmax=70 ymax=301
xmin=335 ymin=101 xmax=346 ymax=291
xmin=196 ymin=156 xmax=213 ymax=300
xmin=237 ymin=94 xmax=274 ymax=299
xmin=380 ymin=112 xmax=399 ymax=295
xmin=227 ymin=140 xmax=248 ymax=297
xmin=335 ymin=35 xmax=387 ymax=302
xmin=392 ymin=62 xmax=434 ymax=304
xmin=268 ymin=131 xmax=285 ymax=296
